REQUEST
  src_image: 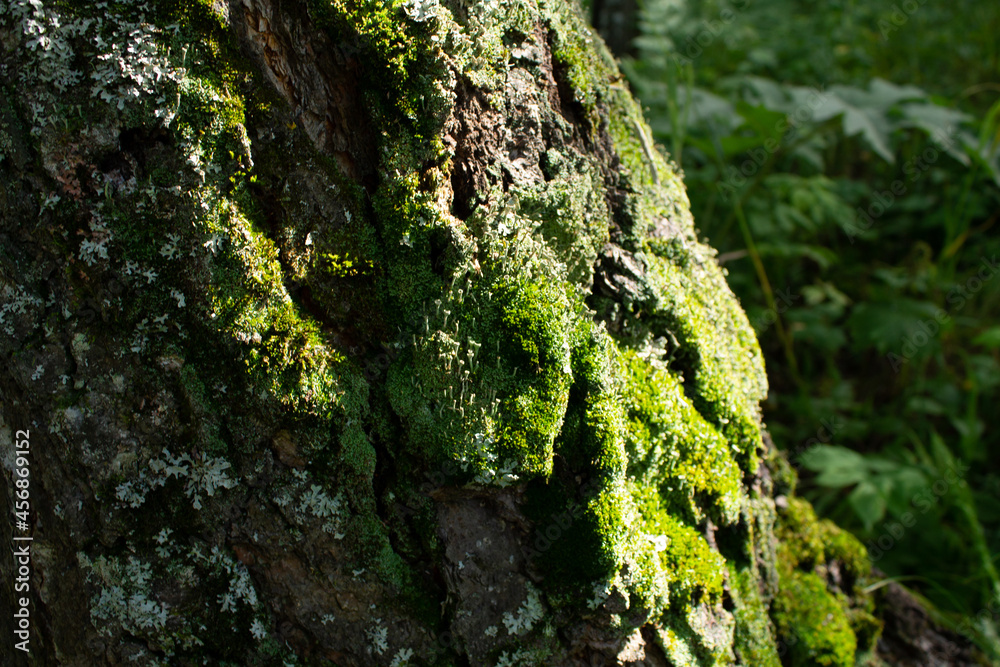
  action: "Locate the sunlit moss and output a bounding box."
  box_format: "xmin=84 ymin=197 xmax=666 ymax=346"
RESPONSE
xmin=633 ymin=484 xmax=725 ymax=600
xmin=773 ymin=570 xmax=856 ymax=667
xmin=730 ymin=565 xmax=782 ymax=667
xmin=621 ymin=349 xmax=744 ymax=524
xmin=773 ymin=497 xmax=881 ymax=666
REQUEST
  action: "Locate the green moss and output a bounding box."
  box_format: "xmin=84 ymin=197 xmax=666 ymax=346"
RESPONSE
xmin=848 ymin=605 xmax=884 ymax=660
xmin=543 ymin=0 xmax=616 ymax=118
xmin=773 ymin=570 xmax=857 ymax=667
xmin=494 ymin=278 xmax=573 ymax=474
xmin=730 ymin=566 xmax=781 ymax=667
xmin=553 ymin=315 xmax=622 ymax=472
xmin=773 ymin=497 xmax=882 ymax=666
xmin=641 ymin=250 xmax=768 ymax=473
xmin=634 ymin=484 xmax=724 ymax=601
xmin=777 ymin=497 xmax=869 ymax=582
xmin=776 ymin=497 xmax=829 ymax=571
xmin=307 ymin=0 xmax=450 ymax=130
xmin=767 ymin=445 xmax=799 ymax=497
xmin=825 ymin=529 xmax=871 ymax=585
xmin=513 ymin=150 xmax=610 ymax=285
xmin=655 ymin=599 xmax=737 ymax=667
xmin=532 ymin=480 xmax=635 ymax=596
xmin=196 ymin=203 xmax=355 ymax=418
xmin=387 ymin=265 xmax=580 ymax=483
xmin=621 ymin=349 xmax=743 ymax=524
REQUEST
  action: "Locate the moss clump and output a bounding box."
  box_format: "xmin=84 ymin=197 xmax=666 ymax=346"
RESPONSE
xmin=730 ymin=565 xmax=782 ymax=667
xmin=640 ymin=248 xmax=768 ymax=474
xmin=773 ymin=570 xmax=857 ymax=667
xmin=767 ymin=443 xmax=799 ymax=497
xmin=773 ymin=497 xmax=882 ymax=665
xmin=386 ymin=268 xmax=576 ymax=484
xmin=546 ymin=483 xmax=633 ymax=587
xmin=777 ymin=497 xmax=869 ymax=583
xmin=513 ymin=151 xmax=610 ymax=285
xmin=493 ymin=277 xmax=573 ymax=475
xmin=621 ymin=349 xmax=744 ymax=524
xmin=307 ymin=0 xmax=449 ymax=125
xmin=556 ymin=318 xmax=626 ymax=476
xmin=634 ymin=484 xmax=724 ymax=601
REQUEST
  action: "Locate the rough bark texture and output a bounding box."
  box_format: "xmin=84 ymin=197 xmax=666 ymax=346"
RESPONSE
xmin=0 ymin=0 xmax=986 ymax=666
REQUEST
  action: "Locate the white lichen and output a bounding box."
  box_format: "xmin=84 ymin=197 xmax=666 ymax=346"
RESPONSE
xmin=287 ymin=478 xmax=348 ymax=538
xmin=402 ymin=0 xmax=438 ymax=22
xmin=366 ymin=619 xmax=389 ymax=655
xmin=0 ymin=283 xmax=44 ymax=337
xmin=159 ymin=233 xmax=181 ymax=260
xmin=390 ymin=648 xmax=414 ymax=666
xmin=502 ymin=584 xmax=545 ymax=636
xmin=78 ymin=215 xmax=114 ymax=266
xmin=495 ymin=648 xmax=533 ymax=667
xmin=115 ymin=449 xmax=235 ymax=510
xmin=250 ymin=618 xmax=268 ymax=640
xmin=78 ymin=553 xmax=170 ymax=636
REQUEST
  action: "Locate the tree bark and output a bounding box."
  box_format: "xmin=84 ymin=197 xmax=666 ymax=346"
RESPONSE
xmin=0 ymin=0 xmax=984 ymax=665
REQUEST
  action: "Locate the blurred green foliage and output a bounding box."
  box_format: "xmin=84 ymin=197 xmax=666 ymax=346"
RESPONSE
xmin=607 ymin=0 xmax=1000 ymax=658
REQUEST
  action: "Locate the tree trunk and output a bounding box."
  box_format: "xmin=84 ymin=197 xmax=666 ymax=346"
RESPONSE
xmin=0 ymin=0 xmax=984 ymax=665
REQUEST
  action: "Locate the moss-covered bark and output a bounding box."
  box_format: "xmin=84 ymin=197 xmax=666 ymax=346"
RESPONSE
xmin=0 ymin=0 xmax=985 ymax=665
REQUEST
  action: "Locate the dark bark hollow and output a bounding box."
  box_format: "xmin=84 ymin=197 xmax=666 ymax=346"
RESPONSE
xmin=0 ymin=1 xmax=983 ymax=666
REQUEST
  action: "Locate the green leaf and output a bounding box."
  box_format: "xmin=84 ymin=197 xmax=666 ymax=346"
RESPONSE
xmin=865 ymin=457 xmax=902 ymax=474
xmin=846 ymin=299 xmax=943 ymax=353
xmin=897 ymin=102 xmax=974 ymax=166
xmin=786 ymin=308 xmax=848 ymax=353
xmin=719 ymin=134 xmax=768 ymax=159
xmin=848 ymin=481 xmax=887 ymax=531
xmin=800 ymin=445 xmax=868 ymax=488
xmin=734 ymin=75 xmax=792 ymax=112
xmin=885 ymin=467 xmax=929 ymax=516
xmin=865 ymin=79 xmax=927 ymax=108
xmin=966 ymin=355 xmax=1000 ymax=392
xmin=809 ymin=80 xmax=925 ymax=163
xmin=906 ymin=396 xmax=946 ymax=415
xmin=757 ymin=242 xmax=838 ymax=268
xmin=928 ymin=430 xmax=955 ymax=471
xmin=972 ymin=326 xmax=1000 ymax=349
xmin=688 ymin=88 xmax=741 ymax=130
xmin=812 ymin=92 xmax=894 ymax=162
xmin=735 ymin=101 xmax=787 ymax=143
